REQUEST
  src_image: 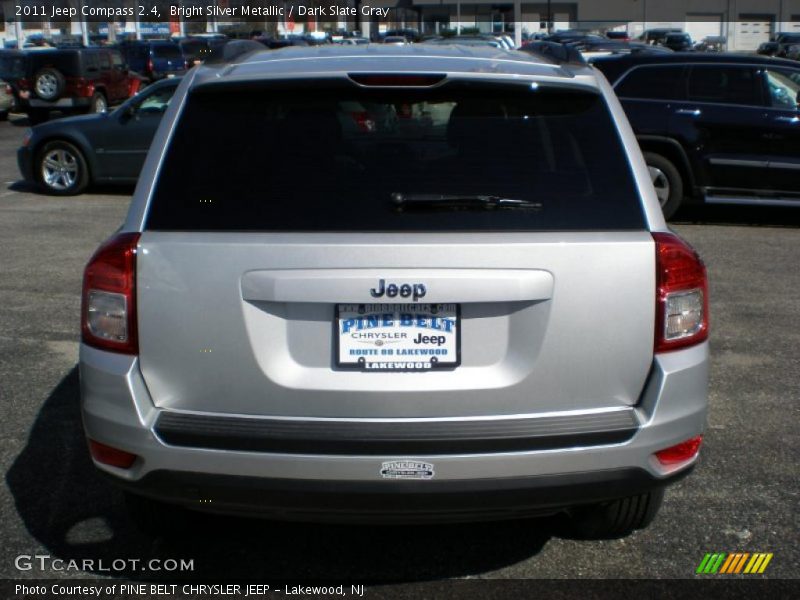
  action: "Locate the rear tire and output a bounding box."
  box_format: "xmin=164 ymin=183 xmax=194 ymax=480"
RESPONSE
xmin=89 ymin=92 xmax=107 ymax=114
xmin=644 ymin=152 xmax=684 ymax=220
xmin=124 ymin=492 xmax=192 ymax=538
xmin=569 ymin=489 xmax=664 ymax=539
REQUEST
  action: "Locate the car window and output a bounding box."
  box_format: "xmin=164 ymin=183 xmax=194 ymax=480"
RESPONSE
xmin=99 ymin=52 xmax=111 ymax=70
xmin=151 ymin=44 xmax=183 ymax=60
xmin=0 ymin=54 xmax=26 ymax=79
xmin=615 ymin=65 xmax=685 ymax=100
xmin=136 ymin=84 xmax=177 ymax=114
xmin=686 ymin=65 xmax=763 ymax=106
xmin=84 ymin=52 xmax=98 ymax=71
xmin=146 ymin=82 xmax=645 ymax=232
xmin=110 ymin=51 xmax=124 ymax=68
xmin=764 ymin=68 xmax=800 ymax=109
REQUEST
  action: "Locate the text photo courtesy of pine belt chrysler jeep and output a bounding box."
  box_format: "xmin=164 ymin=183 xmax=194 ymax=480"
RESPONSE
xmin=80 ymin=44 xmax=709 ymax=538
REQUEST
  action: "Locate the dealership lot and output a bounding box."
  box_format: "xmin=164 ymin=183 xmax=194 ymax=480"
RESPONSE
xmin=0 ymin=114 xmax=797 ymax=581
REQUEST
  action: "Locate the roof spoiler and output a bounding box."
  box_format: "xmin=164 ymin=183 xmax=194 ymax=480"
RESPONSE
xmin=519 ymin=41 xmax=586 ymax=65
xmin=204 ymin=40 xmax=265 ymax=65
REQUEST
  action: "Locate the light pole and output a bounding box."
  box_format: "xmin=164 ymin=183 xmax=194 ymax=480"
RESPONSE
xmin=546 ymin=0 xmax=552 ymax=34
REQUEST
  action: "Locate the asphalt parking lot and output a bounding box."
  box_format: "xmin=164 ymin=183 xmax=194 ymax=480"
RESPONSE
xmin=0 ymin=113 xmax=798 ymax=585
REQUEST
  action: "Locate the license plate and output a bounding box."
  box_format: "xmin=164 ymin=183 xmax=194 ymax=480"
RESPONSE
xmin=335 ymin=303 xmax=460 ymax=371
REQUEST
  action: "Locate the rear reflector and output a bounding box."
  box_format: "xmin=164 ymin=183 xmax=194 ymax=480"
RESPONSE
xmin=81 ymin=232 xmax=140 ymax=354
xmin=653 ymin=232 xmax=709 ymax=353
xmin=348 ymin=73 xmax=446 ymax=87
xmin=88 ymin=439 xmax=138 ymax=469
xmin=654 ymin=435 xmax=703 ymax=466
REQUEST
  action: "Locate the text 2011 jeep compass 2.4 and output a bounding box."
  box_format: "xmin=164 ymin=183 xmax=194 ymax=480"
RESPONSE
xmin=80 ymin=45 xmax=709 ymax=536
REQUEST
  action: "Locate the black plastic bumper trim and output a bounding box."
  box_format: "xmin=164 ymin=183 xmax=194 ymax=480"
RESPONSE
xmin=108 ymin=466 xmax=692 ymax=523
xmin=153 ymin=410 xmax=639 ymax=455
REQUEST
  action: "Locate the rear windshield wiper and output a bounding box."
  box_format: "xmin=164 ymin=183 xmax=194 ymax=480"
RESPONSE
xmin=391 ymin=193 xmax=543 ymax=211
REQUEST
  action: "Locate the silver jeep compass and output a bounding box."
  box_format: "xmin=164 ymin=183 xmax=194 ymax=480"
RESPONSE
xmin=80 ymin=44 xmax=709 ymax=537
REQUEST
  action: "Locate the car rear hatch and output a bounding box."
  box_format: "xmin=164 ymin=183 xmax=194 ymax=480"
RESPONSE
xmin=135 ymin=76 xmax=655 ymax=423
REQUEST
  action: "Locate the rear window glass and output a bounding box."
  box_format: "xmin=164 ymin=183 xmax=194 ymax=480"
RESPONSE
xmin=146 ymin=82 xmax=645 ymax=232
xmin=0 ymin=54 xmax=26 ymax=80
xmin=151 ymin=44 xmax=182 ymax=60
xmin=26 ymin=51 xmax=80 ymax=75
xmin=687 ymin=65 xmax=763 ymax=106
xmin=616 ymin=65 xmax=685 ymax=100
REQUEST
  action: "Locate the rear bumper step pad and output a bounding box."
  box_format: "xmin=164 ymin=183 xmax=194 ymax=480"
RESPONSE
xmin=153 ymin=409 xmax=638 ymax=455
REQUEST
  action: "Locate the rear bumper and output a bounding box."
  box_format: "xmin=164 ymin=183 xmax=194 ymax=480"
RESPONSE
xmin=23 ymin=97 xmax=90 ymax=109
xmin=80 ymin=342 xmax=709 ymax=521
xmin=106 ymin=466 xmax=690 ymax=523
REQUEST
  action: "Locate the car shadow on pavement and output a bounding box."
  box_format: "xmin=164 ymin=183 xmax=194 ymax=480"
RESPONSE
xmin=7 ymin=367 xmax=558 ymax=581
xmin=674 ymin=204 xmax=800 ymax=228
xmin=7 ymin=179 xmax=135 ymax=197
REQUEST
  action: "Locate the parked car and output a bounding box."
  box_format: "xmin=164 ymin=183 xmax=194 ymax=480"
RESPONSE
xmin=18 ymin=77 xmax=180 ymax=195
xmin=567 ymin=39 xmax=673 ymax=59
xmin=340 ymin=37 xmax=369 ymax=46
xmin=786 ymin=44 xmax=800 ymax=62
xmin=0 ymin=78 xmax=14 ymax=119
xmin=605 ymin=31 xmax=630 ymax=42
xmin=694 ymin=36 xmax=727 ymax=52
xmin=592 ymin=52 xmax=800 ymax=217
xmin=544 ymin=30 xmax=603 ymax=44
xmin=757 ymin=32 xmax=800 ymax=57
xmin=660 ymin=33 xmax=693 ymax=52
xmin=382 ymin=28 xmax=421 ymax=43
xmin=13 ymin=47 xmax=140 ymax=123
xmin=423 ymin=35 xmax=506 ymax=49
xmin=80 ymin=45 xmax=709 ymax=537
xmin=382 ymin=36 xmax=409 ymax=46
xmin=118 ymin=40 xmax=187 ymax=82
xmin=638 ymin=28 xmax=682 ymax=45
xmin=176 ymin=37 xmax=227 ymax=66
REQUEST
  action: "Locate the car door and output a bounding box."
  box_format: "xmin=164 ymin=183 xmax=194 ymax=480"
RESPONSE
xmin=95 ymin=82 xmax=178 ymax=180
xmin=612 ymin=63 xmax=686 ymax=136
xmin=670 ymin=64 xmax=771 ymax=195
xmin=761 ymin=66 xmax=800 ymax=198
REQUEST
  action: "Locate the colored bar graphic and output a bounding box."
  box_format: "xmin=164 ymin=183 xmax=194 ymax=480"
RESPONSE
xmin=758 ymin=554 xmax=773 ymax=573
xmin=744 ymin=554 xmax=762 ymax=574
xmin=699 ymin=552 xmax=773 ymax=575
xmin=697 ymin=554 xmax=713 ymax=574
xmin=719 ymin=554 xmax=736 ymax=574
xmin=733 ymin=553 xmax=750 ymax=573
xmin=710 ymin=553 xmax=726 ymax=573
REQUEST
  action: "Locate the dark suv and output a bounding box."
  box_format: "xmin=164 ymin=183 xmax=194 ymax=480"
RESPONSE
xmin=593 ymin=53 xmax=800 ymax=217
xmin=118 ymin=41 xmax=187 ymax=82
xmin=15 ymin=48 xmax=137 ymax=123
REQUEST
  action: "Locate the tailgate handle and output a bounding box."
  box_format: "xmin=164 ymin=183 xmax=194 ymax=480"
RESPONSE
xmin=241 ymin=269 xmax=554 ymax=304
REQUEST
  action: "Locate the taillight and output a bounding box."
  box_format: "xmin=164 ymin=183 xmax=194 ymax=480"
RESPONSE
xmin=88 ymin=439 xmax=138 ymax=469
xmin=654 ymin=435 xmax=703 ymax=466
xmin=81 ymin=232 xmax=140 ymax=354
xmin=18 ymin=78 xmax=30 ymax=91
xmin=653 ymin=232 xmax=709 ymax=353
xmin=147 ymin=58 xmax=154 ymax=73
xmin=73 ymin=77 xmax=94 ymax=98
xmin=351 ymin=111 xmax=376 ymax=133
xmin=4 ymin=84 xmax=11 ymax=95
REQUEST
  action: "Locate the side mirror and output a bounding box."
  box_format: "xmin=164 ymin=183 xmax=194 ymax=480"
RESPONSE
xmin=119 ymin=104 xmax=136 ymax=122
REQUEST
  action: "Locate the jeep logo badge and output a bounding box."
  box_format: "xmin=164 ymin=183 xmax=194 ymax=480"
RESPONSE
xmin=370 ymin=279 xmax=427 ymax=302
